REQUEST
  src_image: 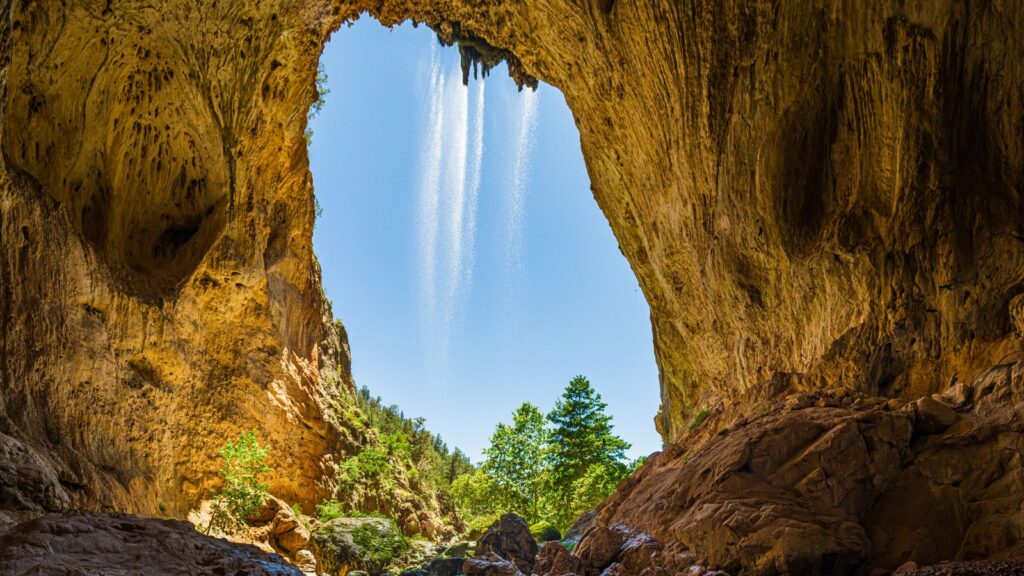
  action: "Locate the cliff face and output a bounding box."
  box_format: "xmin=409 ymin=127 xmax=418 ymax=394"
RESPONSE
xmin=344 ymin=0 xmax=1024 ymax=441
xmin=0 ymin=0 xmax=340 ymax=518
xmin=1 ymin=0 xmax=1023 ymax=570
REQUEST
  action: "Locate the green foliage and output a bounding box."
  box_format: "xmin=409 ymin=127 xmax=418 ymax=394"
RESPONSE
xmin=304 ymin=62 xmax=330 ymax=146
xmin=316 ymin=499 xmax=347 ymax=521
xmin=457 ymin=375 xmax=633 ymax=534
xmin=449 ymin=469 xmax=501 ymax=519
xmin=466 ymin=513 xmax=501 ymax=539
xmin=689 ymin=408 xmax=711 ymax=432
xmin=530 ymin=521 xmax=561 ymax=542
xmin=566 ymin=462 xmax=628 ymax=524
xmin=205 ymin=431 xmax=271 ymax=534
xmin=324 ymin=386 xmax=475 ymax=527
xmin=545 ymin=376 xmax=630 ymax=528
xmin=338 ymin=445 xmax=392 ymax=493
xmin=352 ymin=522 xmax=409 ymax=566
xmin=353 ymin=386 xmax=474 ymax=493
xmin=482 ymin=402 xmax=548 ymax=523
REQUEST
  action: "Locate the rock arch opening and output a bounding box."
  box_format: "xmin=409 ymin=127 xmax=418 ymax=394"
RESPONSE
xmin=307 ymin=17 xmax=661 ymax=465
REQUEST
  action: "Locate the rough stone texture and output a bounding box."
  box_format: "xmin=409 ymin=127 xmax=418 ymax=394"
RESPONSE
xmin=2 ymin=0 xmax=1024 ymax=573
xmin=463 ymin=552 xmax=526 ymax=576
xmin=584 ymin=366 xmax=1024 ymax=574
xmin=0 ymin=0 xmax=350 ymax=516
xmin=0 ymin=511 xmax=303 ymax=575
xmin=476 ymin=513 xmax=539 ymax=574
xmin=899 ymin=559 xmax=1024 ymax=576
xmin=309 ymin=516 xmax=408 ymax=576
xmin=323 ymin=0 xmax=1024 ymax=444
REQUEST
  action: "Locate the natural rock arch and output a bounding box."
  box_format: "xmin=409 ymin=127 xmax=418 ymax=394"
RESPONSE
xmin=1 ymin=2 xmax=1023 ymax=567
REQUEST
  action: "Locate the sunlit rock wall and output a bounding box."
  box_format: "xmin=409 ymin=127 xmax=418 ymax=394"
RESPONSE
xmin=0 ymin=0 xmax=342 ymax=518
xmin=1 ymin=0 xmax=1022 ymax=524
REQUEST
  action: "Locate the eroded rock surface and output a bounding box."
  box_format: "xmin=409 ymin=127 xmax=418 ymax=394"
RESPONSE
xmin=476 ymin=514 xmax=539 ymax=574
xmin=572 ymin=366 xmax=1024 ymax=574
xmin=0 ymin=512 xmax=303 ymax=576
xmin=1 ymin=0 xmax=1024 ymax=573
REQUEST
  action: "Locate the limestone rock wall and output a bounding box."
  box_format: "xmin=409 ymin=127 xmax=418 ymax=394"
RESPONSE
xmin=340 ymin=0 xmax=1024 ymax=441
xmin=1 ymin=0 xmax=1022 ymax=537
xmin=0 ymin=0 xmax=342 ymax=517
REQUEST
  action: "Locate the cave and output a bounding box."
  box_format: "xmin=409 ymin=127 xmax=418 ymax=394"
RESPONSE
xmin=1 ymin=1 xmax=1023 ymax=575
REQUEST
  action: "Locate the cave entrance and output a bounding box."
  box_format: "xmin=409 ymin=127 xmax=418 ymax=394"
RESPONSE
xmin=308 ymin=19 xmax=660 ymax=463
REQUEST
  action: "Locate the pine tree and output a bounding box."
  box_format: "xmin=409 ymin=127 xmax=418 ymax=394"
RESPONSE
xmin=546 ymin=375 xmax=630 ymax=526
xmin=482 ymin=402 xmax=549 ymax=522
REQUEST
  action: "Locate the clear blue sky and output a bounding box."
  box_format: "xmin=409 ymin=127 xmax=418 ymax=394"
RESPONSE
xmin=310 ymin=19 xmax=661 ymax=463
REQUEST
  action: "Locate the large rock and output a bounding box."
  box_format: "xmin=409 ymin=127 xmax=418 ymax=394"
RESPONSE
xmin=310 ymin=517 xmax=409 ymax=576
xmin=2 ymin=0 xmax=1024 ymax=573
xmin=563 ymin=511 xmax=596 ymax=544
xmin=577 ymin=385 xmax=1024 ymax=574
xmin=0 ymin=0 xmax=1021 ymax=526
xmin=463 ymin=552 xmax=525 ymax=576
xmin=476 ymin=514 xmax=538 ymax=574
xmin=0 ymin=512 xmax=303 ymax=575
xmin=426 ymin=557 xmax=466 ymax=576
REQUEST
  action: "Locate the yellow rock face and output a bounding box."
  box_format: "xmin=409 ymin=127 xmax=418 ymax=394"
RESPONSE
xmin=1 ymin=0 xmax=1022 ymax=519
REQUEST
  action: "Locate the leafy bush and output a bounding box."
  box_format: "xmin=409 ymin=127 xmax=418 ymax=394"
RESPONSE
xmin=338 ymin=446 xmax=392 ymax=492
xmin=205 ymin=431 xmax=271 ymax=534
xmin=689 ymin=408 xmax=711 ymax=432
xmin=316 ymin=499 xmax=347 ymax=521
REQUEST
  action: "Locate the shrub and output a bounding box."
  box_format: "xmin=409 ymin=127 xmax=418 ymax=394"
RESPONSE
xmin=338 ymin=446 xmax=392 ymax=492
xmin=316 ymin=499 xmax=347 ymax=521
xmin=688 ymin=408 xmax=711 ymax=432
xmin=205 ymin=431 xmax=271 ymax=534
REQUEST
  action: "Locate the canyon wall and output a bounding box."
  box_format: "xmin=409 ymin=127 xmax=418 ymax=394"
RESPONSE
xmin=0 ymin=0 xmax=343 ymax=519
xmin=346 ymin=0 xmax=1024 ymax=441
xmin=1 ymin=0 xmax=1022 ymax=568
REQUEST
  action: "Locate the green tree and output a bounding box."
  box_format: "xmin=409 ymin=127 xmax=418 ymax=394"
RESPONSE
xmin=206 ymin=431 xmax=271 ymax=534
xmin=483 ymin=402 xmax=549 ymax=523
xmin=546 ymin=376 xmax=630 ymax=528
xmin=449 ymin=468 xmax=501 ymax=520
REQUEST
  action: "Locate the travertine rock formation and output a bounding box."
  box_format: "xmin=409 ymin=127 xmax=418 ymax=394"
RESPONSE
xmin=0 ymin=511 xmax=304 ymax=575
xmin=1 ymin=0 xmax=1023 ymax=573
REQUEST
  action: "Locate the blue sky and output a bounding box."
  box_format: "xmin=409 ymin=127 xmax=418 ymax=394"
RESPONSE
xmin=310 ymin=19 xmax=661 ymax=462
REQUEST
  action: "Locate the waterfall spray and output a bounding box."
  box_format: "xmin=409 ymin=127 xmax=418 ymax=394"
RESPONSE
xmin=418 ymin=45 xmax=446 ymax=326
xmin=506 ymin=88 xmax=539 ymax=284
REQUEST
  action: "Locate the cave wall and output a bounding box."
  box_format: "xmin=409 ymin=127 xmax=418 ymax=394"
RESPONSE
xmin=348 ymin=0 xmax=1024 ymax=440
xmin=0 ymin=0 xmax=344 ymax=519
xmin=1 ymin=0 xmax=1022 ymax=522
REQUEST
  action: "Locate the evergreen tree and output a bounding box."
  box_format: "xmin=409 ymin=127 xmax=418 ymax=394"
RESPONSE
xmin=546 ymin=375 xmax=630 ymax=527
xmin=482 ymin=402 xmax=549 ymax=522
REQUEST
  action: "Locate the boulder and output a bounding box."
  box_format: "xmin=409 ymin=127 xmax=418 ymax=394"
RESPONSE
xmin=574 ymin=526 xmax=626 ymax=574
xmin=530 ymin=521 xmax=562 ymax=543
xmin=442 ymin=541 xmax=473 ymax=558
xmin=427 ymin=556 xmax=466 ymax=576
xmin=310 ymin=517 xmax=409 ymax=576
xmin=463 ymin=552 xmax=525 ymax=576
xmin=535 ymin=541 xmax=582 ymax=575
xmin=914 ymin=396 xmax=958 ymax=435
xmin=269 ymin=500 xmax=311 ymax=556
xmin=0 ymin=512 xmax=303 ymax=575
xmin=294 ymin=549 xmax=318 ymax=573
xmin=563 ymin=511 xmax=596 ymax=544
xmin=476 ymin=514 xmax=538 ymax=574
xmin=402 ymin=538 xmax=441 ymax=567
